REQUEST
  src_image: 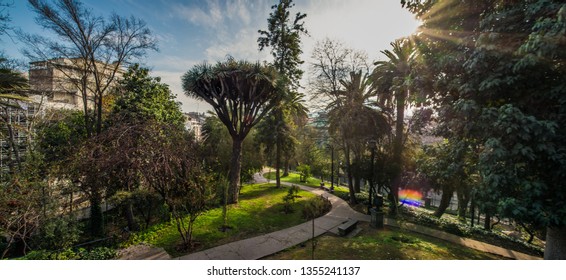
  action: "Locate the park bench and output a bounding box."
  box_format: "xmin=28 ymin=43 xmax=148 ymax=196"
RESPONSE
xmin=320 ymin=183 xmax=334 ymax=193
xmin=338 ymin=219 xmax=358 ymax=236
xmin=322 ymin=186 xmax=334 ymax=193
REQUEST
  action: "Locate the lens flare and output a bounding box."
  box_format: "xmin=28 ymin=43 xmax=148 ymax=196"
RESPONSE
xmin=399 ymin=189 xmax=423 ymax=207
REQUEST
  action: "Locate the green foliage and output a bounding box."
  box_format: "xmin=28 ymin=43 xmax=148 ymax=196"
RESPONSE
xmin=263 ymin=171 xmax=322 ymax=188
xmin=398 ymin=206 xmax=544 ymax=257
xmin=183 ymin=57 xmax=281 ymax=203
xmin=23 ymin=0 xmax=157 ymax=136
xmin=111 ymin=64 xmax=184 ymax=127
xmin=201 ymin=115 xmax=263 ymax=185
xmin=282 ymin=185 xmax=300 ymax=213
xmin=0 ymin=153 xmax=48 ymax=258
xmin=124 ymin=183 xmax=321 ymax=257
xmin=332 ymin=188 xmax=369 ymax=205
xmin=404 ymin=0 xmax=566 ymax=242
xmin=399 ymin=207 xmax=471 ymax=237
xmin=257 ymin=0 xmax=309 ymax=187
xmin=35 ymin=216 xmax=81 ymax=251
xmin=0 ymin=58 xmax=28 ymax=96
xmin=21 ymin=247 xmax=116 ymax=260
xmin=296 ymin=164 xmax=311 ymax=182
xmin=258 ymin=0 xmax=308 ymax=88
xmin=302 ymin=195 xmax=331 ymax=220
xmin=36 ymin=109 xmax=87 ymax=165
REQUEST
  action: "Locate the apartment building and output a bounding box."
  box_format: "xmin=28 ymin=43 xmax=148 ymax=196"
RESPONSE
xmin=28 ymin=58 xmax=123 ymax=110
xmin=184 ymin=112 xmax=205 ymax=141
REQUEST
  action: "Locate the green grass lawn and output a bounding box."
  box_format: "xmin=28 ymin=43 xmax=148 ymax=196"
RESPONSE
xmin=264 ymin=222 xmax=506 ymax=260
xmin=125 ymin=183 xmax=321 ymax=257
xmin=263 ymin=171 xmax=322 ymax=188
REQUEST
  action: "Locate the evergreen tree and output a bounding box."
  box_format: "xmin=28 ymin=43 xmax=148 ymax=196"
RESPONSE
xmin=258 ymin=0 xmax=308 ymax=187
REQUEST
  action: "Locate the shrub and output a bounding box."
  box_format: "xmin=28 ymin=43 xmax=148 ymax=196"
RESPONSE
xmin=302 ymin=195 xmax=331 ymax=220
xmin=35 ymin=216 xmax=82 ymax=251
xmin=354 ymin=192 xmax=369 ymax=203
xmin=20 ymin=247 xmax=116 ymax=260
xmin=296 ymin=165 xmax=311 ymax=182
xmin=283 ymin=185 xmax=301 ymax=214
xmin=77 ymin=247 xmax=117 ymax=260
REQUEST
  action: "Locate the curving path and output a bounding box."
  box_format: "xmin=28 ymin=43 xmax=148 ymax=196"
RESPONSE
xmin=177 ymin=171 xmax=369 ymax=260
xmin=175 ymin=171 xmax=541 ymax=260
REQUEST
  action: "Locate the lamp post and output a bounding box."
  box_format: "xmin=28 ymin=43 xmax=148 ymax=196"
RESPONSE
xmin=330 ymin=144 xmax=334 ymax=191
xmin=367 ymin=140 xmax=377 ymax=214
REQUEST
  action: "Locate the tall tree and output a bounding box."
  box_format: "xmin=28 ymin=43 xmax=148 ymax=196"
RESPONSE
xmin=417 ymin=140 xmax=476 ymax=219
xmin=21 ymin=0 xmax=157 ymax=137
xmin=201 ymin=114 xmax=264 ymax=185
xmin=371 ymin=38 xmax=418 ymax=215
xmin=402 ymin=0 xmax=566 ymax=259
xmin=182 ymin=58 xmax=280 ymax=204
xmin=106 ymin=64 xmax=185 ymax=231
xmin=258 ymin=0 xmax=308 ymax=187
xmin=309 ymin=38 xmax=369 ymax=104
xmin=327 ymin=70 xmax=390 ymax=204
xmin=308 ymin=39 xmax=370 ymax=188
xmin=110 ymin=64 xmax=184 ymax=128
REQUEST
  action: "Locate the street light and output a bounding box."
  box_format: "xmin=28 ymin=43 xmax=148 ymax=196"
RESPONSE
xmin=329 ymin=144 xmax=335 ymax=191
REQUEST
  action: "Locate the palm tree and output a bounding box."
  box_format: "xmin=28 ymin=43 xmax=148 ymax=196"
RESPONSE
xmin=0 ymin=62 xmax=30 ymax=174
xmin=327 ymin=70 xmax=390 ymax=205
xmin=182 ymin=58 xmax=280 ymax=204
xmin=371 ymin=38 xmax=418 ymax=215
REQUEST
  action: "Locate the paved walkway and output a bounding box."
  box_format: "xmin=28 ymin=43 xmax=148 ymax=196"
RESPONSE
xmin=128 ymin=171 xmax=541 ymax=260
xmin=177 ymin=172 xmax=369 ymax=260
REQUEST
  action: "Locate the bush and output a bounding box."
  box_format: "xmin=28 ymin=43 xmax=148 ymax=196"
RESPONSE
xmin=77 ymin=247 xmax=117 ymax=260
xmin=35 ymin=216 xmax=82 ymax=251
xmin=302 ymin=195 xmax=331 ymax=220
xmin=20 ymin=247 xmax=116 ymax=260
xmin=282 ymin=185 xmax=300 ymax=214
xmin=296 ymin=165 xmax=311 ymax=182
xmin=354 ymin=192 xmax=369 ymax=203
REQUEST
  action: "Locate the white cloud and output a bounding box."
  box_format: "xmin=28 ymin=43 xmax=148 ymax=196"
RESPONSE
xmin=226 ymin=0 xmax=252 ymax=25
xmin=175 ymin=0 xmax=223 ymax=28
xmin=205 ymin=29 xmax=270 ymax=62
xmin=298 ymin=0 xmax=420 ymax=62
xmin=156 ymin=0 xmax=421 ymax=112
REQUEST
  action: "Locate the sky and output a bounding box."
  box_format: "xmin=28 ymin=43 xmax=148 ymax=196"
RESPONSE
xmin=2 ymin=0 xmax=420 ymax=113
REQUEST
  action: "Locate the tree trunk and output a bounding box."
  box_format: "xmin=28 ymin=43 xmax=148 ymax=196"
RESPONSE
xmin=345 ymin=145 xmax=357 ymax=204
xmin=81 ymin=76 xmax=92 ymax=137
xmin=544 ymin=226 xmax=566 ymax=259
xmin=228 ymin=138 xmax=243 ymax=204
xmin=90 ymin=192 xmax=104 ymax=237
xmin=354 ymin=176 xmax=361 ymax=193
xmin=484 ymin=212 xmax=491 ymax=231
xmin=433 ymin=189 xmax=453 ymax=218
xmin=125 ymin=202 xmax=139 ymax=232
xmin=470 ymin=197 xmax=475 ymax=227
xmin=3 ymin=120 xmax=22 ymax=174
xmin=96 ymin=93 xmax=103 ymax=134
xmin=457 ymin=190 xmax=470 ymax=222
xmin=390 ymin=92 xmax=406 ymax=216
xmin=275 ymin=136 xmax=281 ymax=188
xmin=283 ymin=156 xmax=290 ymax=177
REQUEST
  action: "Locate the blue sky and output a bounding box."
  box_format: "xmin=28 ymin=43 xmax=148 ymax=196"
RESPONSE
xmin=2 ymin=0 xmax=419 ymax=113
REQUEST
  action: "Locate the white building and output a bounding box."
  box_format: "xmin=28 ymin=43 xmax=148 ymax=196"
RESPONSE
xmin=184 ymin=112 xmax=205 ymax=141
xmin=28 ymin=58 xmax=123 ymax=111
